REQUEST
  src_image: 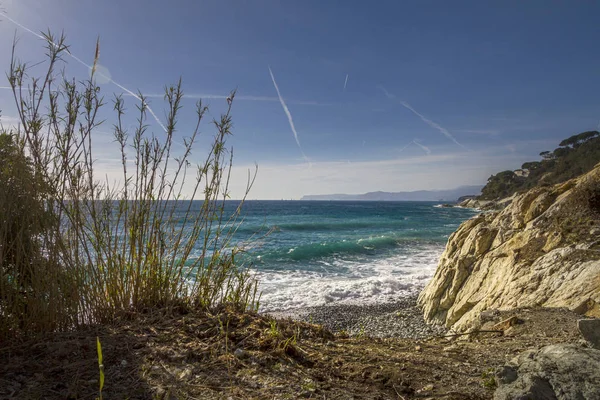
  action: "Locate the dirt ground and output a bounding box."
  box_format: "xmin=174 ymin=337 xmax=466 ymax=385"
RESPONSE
xmin=0 ymin=306 xmax=585 ymax=400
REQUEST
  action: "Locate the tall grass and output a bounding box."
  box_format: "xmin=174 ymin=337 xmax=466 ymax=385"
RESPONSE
xmin=0 ymin=33 xmax=258 ymax=341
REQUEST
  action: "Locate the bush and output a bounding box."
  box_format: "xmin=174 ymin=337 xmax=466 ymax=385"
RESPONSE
xmin=1 ymin=33 xmax=258 ymax=340
xmin=0 ymin=132 xmax=78 ymax=336
xmin=575 ymin=180 xmax=600 ymax=215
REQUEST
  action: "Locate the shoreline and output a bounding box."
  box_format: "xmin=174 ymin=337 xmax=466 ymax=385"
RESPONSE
xmin=264 ymin=294 xmax=447 ymax=339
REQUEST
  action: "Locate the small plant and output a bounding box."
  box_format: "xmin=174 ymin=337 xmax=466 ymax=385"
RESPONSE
xmin=269 ymin=320 xmax=280 ymax=338
xmin=96 ymin=337 xmax=105 ymax=400
xmin=281 ymin=333 xmax=297 ymax=351
xmin=337 ymin=329 xmax=349 ymax=338
xmin=481 ymin=368 xmax=497 ymax=390
xmin=357 ymin=324 xmax=366 ymax=338
xmin=301 ymin=379 xmax=316 ymax=393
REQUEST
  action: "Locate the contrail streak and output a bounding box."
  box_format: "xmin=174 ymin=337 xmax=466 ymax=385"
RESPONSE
xmin=0 ymin=11 xmax=167 ymax=133
xmin=377 ymin=84 xmax=464 ymax=148
xmin=268 ymin=66 xmax=309 ymax=163
xmin=343 ymin=74 xmax=349 ymax=91
xmin=397 ymin=140 xmax=431 ymax=155
xmin=376 ymin=85 xmax=396 ymax=99
xmin=412 ymin=139 xmax=431 ymax=155
xmin=128 ymin=92 xmax=331 ymax=106
xmin=398 ymin=141 xmax=412 ymax=154
xmin=399 ymin=101 xmax=464 ymax=148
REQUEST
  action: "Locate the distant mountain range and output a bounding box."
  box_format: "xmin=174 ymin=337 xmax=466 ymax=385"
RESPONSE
xmin=300 ymin=185 xmax=483 ymax=202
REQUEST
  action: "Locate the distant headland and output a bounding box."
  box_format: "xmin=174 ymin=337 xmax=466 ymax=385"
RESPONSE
xmin=300 ymin=185 xmax=483 ymax=202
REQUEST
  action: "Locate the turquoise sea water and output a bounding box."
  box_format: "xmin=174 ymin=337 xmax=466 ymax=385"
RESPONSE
xmin=219 ymin=201 xmax=478 ymax=311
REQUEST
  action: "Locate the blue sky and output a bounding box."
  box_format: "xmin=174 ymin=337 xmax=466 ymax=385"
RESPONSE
xmin=1 ymin=0 xmax=600 ymax=199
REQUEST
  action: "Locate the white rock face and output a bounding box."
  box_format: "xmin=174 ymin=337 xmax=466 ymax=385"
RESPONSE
xmin=418 ymin=164 xmax=600 ymax=332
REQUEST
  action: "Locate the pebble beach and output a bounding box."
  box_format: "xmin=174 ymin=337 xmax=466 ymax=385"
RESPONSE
xmin=267 ymin=294 xmax=447 ymax=339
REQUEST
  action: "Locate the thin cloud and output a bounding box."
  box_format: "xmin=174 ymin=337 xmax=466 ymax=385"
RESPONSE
xmin=268 ymin=66 xmax=310 ymax=164
xmin=0 ymin=115 xmax=21 ymax=123
xmin=457 ymin=129 xmax=500 ymax=135
xmin=399 ymin=101 xmax=465 ymax=148
xmin=0 ymin=11 xmax=168 ymax=133
xmin=0 ymin=115 xmax=23 ymax=128
xmin=0 ymin=86 xmax=11 ymax=90
xmin=344 ymin=74 xmax=349 ymax=91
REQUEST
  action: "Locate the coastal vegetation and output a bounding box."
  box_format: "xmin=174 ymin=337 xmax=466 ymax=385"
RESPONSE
xmin=480 ymin=130 xmax=600 ymax=199
xmin=1 ymin=33 xmax=598 ymax=400
xmin=0 ymin=34 xmax=258 ymax=341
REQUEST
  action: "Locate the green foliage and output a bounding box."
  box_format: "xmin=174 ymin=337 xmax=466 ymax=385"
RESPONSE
xmin=0 ymin=133 xmax=43 ymax=274
xmin=559 ymin=130 xmax=600 ymax=148
xmin=480 ymin=131 xmax=600 ymax=200
xmin=521 ymin=161 xmax=541 ymax=170
xmin=480 ymin=170 xmax=519 ymax=199
xmin=269 ymin=320 xmax=280 ymax=338
xmin=0 ymin=132 xmax=77 ymax=336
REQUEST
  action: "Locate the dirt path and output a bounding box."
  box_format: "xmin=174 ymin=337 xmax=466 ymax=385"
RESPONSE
xmin=0 ymin=306 xmax=584 ymax=399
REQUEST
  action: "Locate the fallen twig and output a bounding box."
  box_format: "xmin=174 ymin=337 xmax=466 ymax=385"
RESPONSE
xmin=437 ymin=329 xmax=503 ymax=338
xmin=392 ymin=384 xmax=406 ymax=400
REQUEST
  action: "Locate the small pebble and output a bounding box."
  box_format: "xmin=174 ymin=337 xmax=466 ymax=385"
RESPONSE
xmin=234 ymin=348 xmax=247 ymax=358
xmin=422 ymin=383 xmax=434 ymax=391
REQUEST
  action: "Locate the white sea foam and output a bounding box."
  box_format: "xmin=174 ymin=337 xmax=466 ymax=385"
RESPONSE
xmin=256 ymin=245 xmax=443 ymax=311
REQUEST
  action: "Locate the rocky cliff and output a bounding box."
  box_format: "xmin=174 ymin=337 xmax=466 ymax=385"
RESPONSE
xmin=418 ymin=163 xmax=600 ymax=332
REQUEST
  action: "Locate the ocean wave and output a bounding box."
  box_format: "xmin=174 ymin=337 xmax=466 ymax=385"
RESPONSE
xmin=234 ymin=219 xmax=407 ymax=234
xmin=256 ymin=247 xmax=443 ymax=311
xmin=249 ymin=235 xmax=429 ymax=265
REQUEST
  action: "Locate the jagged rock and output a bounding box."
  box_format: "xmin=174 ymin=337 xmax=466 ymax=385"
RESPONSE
xmin=492 ymin=316 xmax=521 ymax=331
xmin=458 ymin=198 xmax=494 ymax=209
xmin=572 ymin=298 xmax=600 ymax=318
xmin=418 ymin=164 xmax=600 ymax=332
xmin=493 ymin=344 xmax=600 ymax=400
xmin=479 ymin=309 xmax=499 ymax=322
xmin=578 ymin=319 xmax=600 ymax=349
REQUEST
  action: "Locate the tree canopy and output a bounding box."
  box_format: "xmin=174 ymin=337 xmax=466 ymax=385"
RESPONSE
xmin=559 ymin=131 xmax=600 ymax=148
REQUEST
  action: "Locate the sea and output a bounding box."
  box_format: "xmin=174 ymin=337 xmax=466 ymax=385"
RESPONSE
xmin=223 ymin=200 xmax=478 ymax=312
